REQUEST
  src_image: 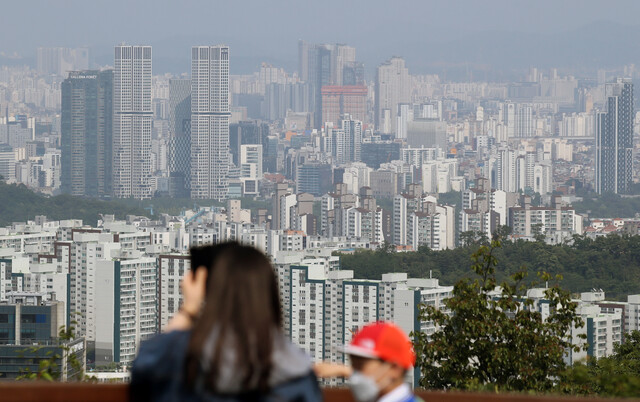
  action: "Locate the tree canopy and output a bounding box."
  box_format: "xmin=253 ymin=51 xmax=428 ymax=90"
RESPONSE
xmin=0 ymin=180 xmax=268 ymax=227
xmin=413 ymin=237 xmax=586 ymax=392
xmin=559 ymin=331 xmax=640 ymax=398
xmin=573 ymin=192 xmax=640 ymax=218
xmin=0 ymin=181 xmax=147 ymax=227
xmin=338 ymin=234 xmax=640 ymax=301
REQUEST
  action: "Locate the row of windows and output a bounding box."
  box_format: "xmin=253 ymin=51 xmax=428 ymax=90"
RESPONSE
xmin=0 ymin=314 xmax=46 ymax=324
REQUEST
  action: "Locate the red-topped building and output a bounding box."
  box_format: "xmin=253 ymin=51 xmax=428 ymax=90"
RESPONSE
xmin=321 ymin=85 xmax=367 ymax=127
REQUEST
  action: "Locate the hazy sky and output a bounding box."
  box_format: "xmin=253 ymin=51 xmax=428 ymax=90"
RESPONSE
xmin=3 ymin=0 xmax=640 ymax=75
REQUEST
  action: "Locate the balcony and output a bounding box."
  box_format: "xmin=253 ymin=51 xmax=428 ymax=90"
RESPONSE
xmin=0 ymin=383 xmax=630 ymax=402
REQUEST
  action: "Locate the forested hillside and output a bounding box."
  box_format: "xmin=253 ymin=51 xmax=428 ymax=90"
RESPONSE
xmin=338 ymin=235 xmax=640 ymax=301
xmin=0 ymin=180 xmax=146 ymax=227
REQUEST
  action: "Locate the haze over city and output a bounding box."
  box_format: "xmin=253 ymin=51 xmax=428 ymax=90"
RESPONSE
xmin=1 ymin=1 xmax=640 ymax=399
xmin=5 ymin=0 xmax=640 ymax=76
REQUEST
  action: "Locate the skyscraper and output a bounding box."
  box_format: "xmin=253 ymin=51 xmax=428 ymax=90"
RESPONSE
xmin=190 ymin=45 xmax=230 ymax=200
xmin=112 ymin=45 xmax=153 ymax=199
xmin=375 ymin=57 xmax=410 ymax=135
xmin=168 ymin=79 xmax=191 ymax=198
xmin=299 ymin=42 xmax=359 ymax=128
xmin=595 ymin=78 xmax=634 ymax=194
xmin=328 ymin=115 xmax=362 ymax=164
xmin=61 ymin=70 xmax=113 ymax=197
xmin=298 ymin=40 xmax=311 ymax=82
xmin=313 ymin=45 xmax=333 ymax=128
xmin=333 ymin=44 xmax=356 ymax=87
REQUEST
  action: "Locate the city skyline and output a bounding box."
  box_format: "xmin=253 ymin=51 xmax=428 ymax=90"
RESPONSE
xmin=3 ymin=1 xmax=640 ymax=389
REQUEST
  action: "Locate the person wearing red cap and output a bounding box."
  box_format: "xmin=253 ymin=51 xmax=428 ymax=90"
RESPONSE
xmin=314 ymin=321 xmax=421 ymax=402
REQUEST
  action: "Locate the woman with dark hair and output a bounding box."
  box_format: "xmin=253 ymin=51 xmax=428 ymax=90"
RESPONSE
xmin=131 ymin=242 xmax=322 ymax=401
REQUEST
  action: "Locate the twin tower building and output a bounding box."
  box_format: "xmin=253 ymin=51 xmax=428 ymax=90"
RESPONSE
xmin=61 ymin=45 xmax=230 ymax=200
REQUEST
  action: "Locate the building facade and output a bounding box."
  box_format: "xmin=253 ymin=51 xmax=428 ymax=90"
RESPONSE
xmin=375 ymin=57 xmax=410 ymax=135
xmin=61 ymin=70 xmax=113 ymax=197
xmin=190 ymin=46 xmax=231 ymax=200
xmin=595 ymin=79 xmax=634 ymax=194
xmin=112 ymin=45 xmax=153 ymax=199
xmin=168 ymin=79 xmax=191 ymax=198
xmin=321 ymin=86 xmax=367 ymax=127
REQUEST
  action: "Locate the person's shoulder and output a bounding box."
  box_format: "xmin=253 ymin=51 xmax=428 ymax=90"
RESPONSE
xmin=269 ymin=334 xmax=314 ymax=385
xmin=130 ymin=331 xmax=192 ymax=401
xmin=269 ymin=372 xmax=322 ymax=402
xmin=132 ymin=330 xmax=191 ymax=378
xmin=138 ymin=330 xmax=190 ymax=357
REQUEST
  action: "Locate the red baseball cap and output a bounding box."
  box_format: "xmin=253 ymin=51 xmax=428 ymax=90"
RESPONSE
xmin=345 ymin=322 xmax=416 ymax=370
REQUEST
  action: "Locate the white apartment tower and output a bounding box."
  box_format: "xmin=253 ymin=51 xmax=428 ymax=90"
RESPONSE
xmin=113 ymin=45 xmax=153 ymax=199
xmin=191 ymin=45 xmax=231 ymax=200
xmin=375 ymin=57 xmax=410 ymax=135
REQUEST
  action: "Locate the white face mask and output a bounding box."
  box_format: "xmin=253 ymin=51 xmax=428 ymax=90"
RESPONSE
xmin=348 ymin=371 xmax=380 ymax=402
xmin=348 ymin=364 xmax=394 ymax=402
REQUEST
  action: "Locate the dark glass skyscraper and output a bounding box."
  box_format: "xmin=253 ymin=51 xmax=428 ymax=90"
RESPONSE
xmin=61 ymin=70 xmax=113 ymax=197
xmin=313 ymin=45 xmax=333 ymax=129
xmin=168 ymin=78 xmax=191 ymax=198
xmin=595 ymin=78 xmax=634 ymax=194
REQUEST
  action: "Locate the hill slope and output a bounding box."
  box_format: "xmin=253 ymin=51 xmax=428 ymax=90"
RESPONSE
xmin=339 ymin=236 xmax=640 ymax=301
xmin=0 ymin=181 xmax=147 ymax=227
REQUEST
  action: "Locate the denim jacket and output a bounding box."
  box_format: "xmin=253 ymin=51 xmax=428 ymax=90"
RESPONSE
xmin=130 ymin=330 xmax=323 ymax=402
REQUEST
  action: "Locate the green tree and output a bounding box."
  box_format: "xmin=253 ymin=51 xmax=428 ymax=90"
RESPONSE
xmin=493 ymin=225 xmax=512 ymax=241
xmin=339 ymin=233 xmax=640 ymax=300
xmin=413 ymin=236 xmax=586 ymax=393
xmin=559 ymin=331 xmax=640 ymax=398
xmin=531 ymin=223 xmax=546 ymax=242
xmin=459 ymin=230 xmax=489 ymax=248
xmin=17 ymin=317 xmax=86 ymax=382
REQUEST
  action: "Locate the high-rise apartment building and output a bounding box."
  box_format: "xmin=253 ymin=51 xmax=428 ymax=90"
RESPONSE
xmin=112 ymin=45 xmax=153 ymax=199
xmin=326 ymin=116 xmax=363 ymax=165
xmin=168 ymin=79 xmax=191 ymax=198
xmin=278 ymin=260 xmax=452 ymax=387
xmin=240 ymin=144 xmax=263 ymax=195
xmin=158 ymin=254 xmax=190 ymax=329
xmin=95 ymin=256 xmax=157 ymax=365
xmin=61 ymin=70 xmax=113 ymax=197
xmin=375 ymin=57 xmax=410 ymax=135
xmin=190 ymin=46 xmax=230 ymax=200
xmin=595 ymin=78 xmax=634 ymax=194
xmin=499 ymin=102 xmax=534 ymax=138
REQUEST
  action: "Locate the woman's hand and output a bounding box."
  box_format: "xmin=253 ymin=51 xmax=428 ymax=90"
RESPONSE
xmin=164 ymin=267 xmax=207 ymax=332
xmin=180 ymin=266 xmax=207 ymax=317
